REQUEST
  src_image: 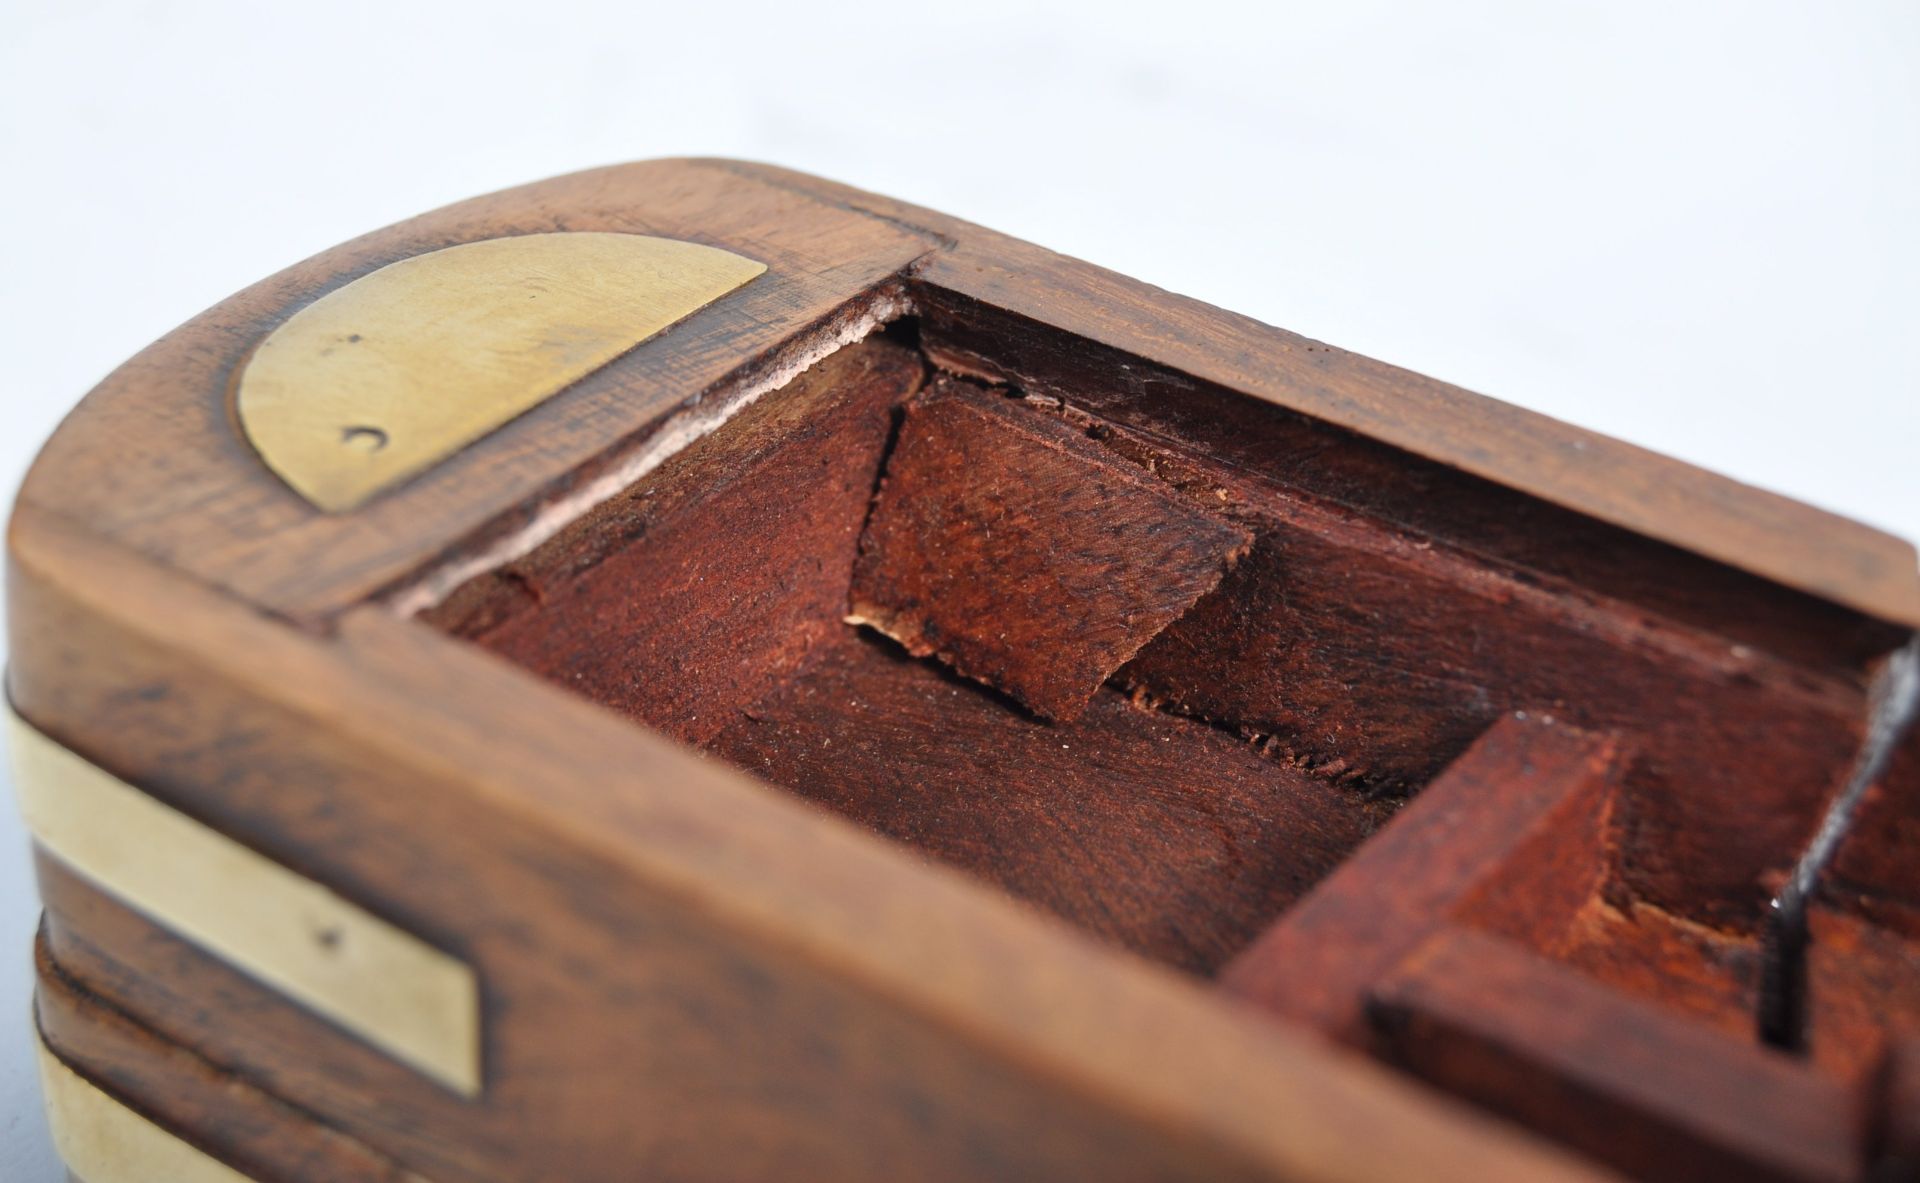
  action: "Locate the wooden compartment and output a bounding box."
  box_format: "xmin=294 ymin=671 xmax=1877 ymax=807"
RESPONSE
xmin=422 ymin=302 xmax=1920 ymax=1180
xmin=13 ymin=160 xmax=1920 ymax=1183
xmin=426 ymin=340 xmax=1387 ymax=976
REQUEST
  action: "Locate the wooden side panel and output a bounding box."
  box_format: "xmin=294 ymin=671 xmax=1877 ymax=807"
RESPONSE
xmin=1799 ymin=904 xmax=1920 ymax=1081
xmin=7 ymin=509 xmax=1614 ymax=1183
xmin=1368 ymin=929 xmax=1865 ymax=1183
xmin=848 ymin=377 xmax=1250 ymax=721
xmin=708 ymin=630 xmax=1382 ymax=975
xmin=36 ymin=931 xmax=424 ymax=1183
xmin=1114 ymin=483 xmax=1864 ymax=929
xmin=902 ymin=398 xmax=1872 ymax=932
xmin=862 ymin=180 xmax=1920 ymax=635
xmin=1219 ymin=715 xmax=1620 ymax=1041
xmin=429 ymin=337 xmax=924 ymax=745
xmin=43 ymin=856 xmax=1287 ymax=1183
xmin=1830 ymin=727 xmax=1920 ymax=938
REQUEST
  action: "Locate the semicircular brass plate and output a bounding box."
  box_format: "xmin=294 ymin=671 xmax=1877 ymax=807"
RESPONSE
xmin=236 ymin=232 xmax=766 ymax=512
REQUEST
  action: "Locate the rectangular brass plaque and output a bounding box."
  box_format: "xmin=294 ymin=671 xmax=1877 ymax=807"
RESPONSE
xmin=10 ymin=713 xmax=482 ymax=1095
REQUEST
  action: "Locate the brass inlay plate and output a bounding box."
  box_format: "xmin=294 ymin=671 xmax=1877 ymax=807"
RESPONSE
xmin=38 ymin=1034 xmax=259 ymax=1183
xmin=236 ymin=232 xmax=766 ymax=512
xmin=10 ymin=713 xmax=482 ymax=1095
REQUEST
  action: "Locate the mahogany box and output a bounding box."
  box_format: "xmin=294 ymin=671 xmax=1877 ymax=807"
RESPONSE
xmin=9 ymin=161 xmax=1920 ymax=1183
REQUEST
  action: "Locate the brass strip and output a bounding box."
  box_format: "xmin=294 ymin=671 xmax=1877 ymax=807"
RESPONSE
xmin=38 ymin=1032 xmax=258 ymax=1183
xmin=236 ymin=231 xmax=766 ymax=512
xmin=10 ymin=714 xmax=482 ymax=1095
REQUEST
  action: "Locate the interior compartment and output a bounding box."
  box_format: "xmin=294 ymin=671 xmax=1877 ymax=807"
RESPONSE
xmin=427 ymin=332 xmax=1393 ymax=975
xmin=421 ymin=314 xmax=1920 ymax=1180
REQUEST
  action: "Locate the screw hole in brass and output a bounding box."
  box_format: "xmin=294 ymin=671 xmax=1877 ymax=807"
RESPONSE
xmin=341 ymin=425 xmax=389 ymax=453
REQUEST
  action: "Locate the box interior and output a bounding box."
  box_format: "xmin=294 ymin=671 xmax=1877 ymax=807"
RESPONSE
xmin=421 ymin=313 xmax=1920 ymax=1177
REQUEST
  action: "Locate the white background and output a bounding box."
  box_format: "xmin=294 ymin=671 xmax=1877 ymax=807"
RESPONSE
xmin=2 ymin=1 xmax=1916 ymax=1175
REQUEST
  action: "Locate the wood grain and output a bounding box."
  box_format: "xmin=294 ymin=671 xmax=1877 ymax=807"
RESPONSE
xmin=1108 ymin=443 xmax=1869 ymax=929
xmin=428 ymin=336 xmax=924 ymax=745
xmin=708 ymin=628 xmax=1384 ymax=975
xmin=1829 ymin=726 xmax=1920 ymax=938
xmin=10 ymin=505 xmax=1610 ymax=1183
xmin=705 ymin=160 xmax=1920 ymax=633
xmin=1219 ymin=715 xmax=1621 ymax=1041
xmin=1368 ymin=929 xmax=1866 ymax=1183
xmin=36 ymin=929 xmax=426 ymax=1183
xmin=13 ymin=156 xmax=1920 ymax=1183
xmin=848 ymin=375 xmax=1250 ymax=721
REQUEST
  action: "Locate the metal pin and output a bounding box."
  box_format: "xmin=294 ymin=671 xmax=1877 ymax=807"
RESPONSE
xmin=1757 ymin=638 xmax=1920 ymax=1052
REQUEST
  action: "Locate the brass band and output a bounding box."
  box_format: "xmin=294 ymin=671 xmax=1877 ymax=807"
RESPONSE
xmin=37 ymin=1032 xmax=257 ymax=1183
xmin=9 ymin=712 xmax=481 ymax=1094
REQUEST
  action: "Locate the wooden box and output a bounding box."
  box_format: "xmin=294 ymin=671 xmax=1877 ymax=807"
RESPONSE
xmin=10 ymin=161 xmax=1920 ymax=1183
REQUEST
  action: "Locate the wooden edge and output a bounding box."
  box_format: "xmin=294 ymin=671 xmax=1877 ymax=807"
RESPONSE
xmin=1368 ymin=927 xmax=1866 ymax=1183
xmin=1218 ymin=714 xmax=1621 ymax=1041
xmin=36 ymin=924 xmax=435 ymax=1183
xmin=37 ymin=1026 xmax=261 ymax=1183
xmin=693 ymin=158 xmax=1920 ymax=631
xmin=14 ymin=158 xmax=934 ymax=621
xmin=15 ymin=156 xmax=1915 ymax=635
xmin=7 ymin=501 xmax=1623 ymax=1183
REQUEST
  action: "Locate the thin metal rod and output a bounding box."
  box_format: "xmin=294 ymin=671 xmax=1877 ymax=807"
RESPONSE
xmin=1758 ymin=638 xmax=1920 ymax=1052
